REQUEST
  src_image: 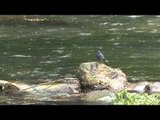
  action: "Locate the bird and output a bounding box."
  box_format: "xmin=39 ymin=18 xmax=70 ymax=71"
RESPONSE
xmin=96 ymin=50 xmax=105 ymax=61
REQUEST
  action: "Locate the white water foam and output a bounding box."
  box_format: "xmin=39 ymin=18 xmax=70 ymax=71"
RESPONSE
xmin=12 ymin=55 xmax=32 ymax=58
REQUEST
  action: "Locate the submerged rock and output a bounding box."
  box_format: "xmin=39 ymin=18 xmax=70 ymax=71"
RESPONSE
xmin=78 ymin=62 xmax=128 ymax=91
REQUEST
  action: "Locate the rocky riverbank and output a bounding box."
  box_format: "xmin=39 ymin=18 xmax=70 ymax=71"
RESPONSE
xmin=1 ymin=62 xmax=160 ymax=105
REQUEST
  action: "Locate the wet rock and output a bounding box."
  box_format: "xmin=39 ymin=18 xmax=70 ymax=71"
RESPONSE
xmin=3 ymin=83 xmax=20 ymax=91
xmin=123 ymin=81 xmax=160 ymax=94
xmin=81 ymin=90 xmax=116 ymax=104
xmin=126 ymin=81 xmax=150 ymax=93
xmin=146 ymin=82 xmax=160 ymax=94
xmin=0 ymin=85 xmax=3 ymax=91
xmin=33 ymin=83 xmax=80 ymax=94
xmin=0 ymin=79 xmax=80 ymax=95
xmin=0 ymin=83 xmax=20 ymax=92
xmin=78 ymin=62 xmax=128 ymax=91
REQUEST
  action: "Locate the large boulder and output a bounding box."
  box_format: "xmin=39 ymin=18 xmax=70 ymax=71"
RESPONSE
xmin=78 ymin=62 xmax=128 ymax=91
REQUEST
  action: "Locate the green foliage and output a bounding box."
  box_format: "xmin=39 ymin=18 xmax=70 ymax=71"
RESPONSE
xmin=115 ymin=90 xmax=160 ymax=105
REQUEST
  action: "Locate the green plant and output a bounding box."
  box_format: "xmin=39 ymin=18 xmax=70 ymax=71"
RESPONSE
xmin=115 ymin=90 xmax=160 ymax=105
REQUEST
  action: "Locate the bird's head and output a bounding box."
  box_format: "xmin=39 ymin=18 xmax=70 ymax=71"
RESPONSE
xmin=97 ymin=50 xmax=101 ymax=53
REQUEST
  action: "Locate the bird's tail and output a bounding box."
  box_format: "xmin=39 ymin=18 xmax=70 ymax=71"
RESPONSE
xmin=103 ymin=59 xmax=109 ymax=64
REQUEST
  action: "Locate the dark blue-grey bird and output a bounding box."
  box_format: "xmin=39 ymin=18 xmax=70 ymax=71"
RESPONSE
xmin=96 ymin=50 xmax=105 ymax=61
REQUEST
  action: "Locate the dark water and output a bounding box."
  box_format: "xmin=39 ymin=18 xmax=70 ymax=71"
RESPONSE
xmin=1 ymin=15 xmax=160 ymax=104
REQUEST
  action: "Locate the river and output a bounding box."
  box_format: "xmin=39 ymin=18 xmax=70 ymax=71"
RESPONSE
xmin=0 ymin=15 xmax=160 ymax=104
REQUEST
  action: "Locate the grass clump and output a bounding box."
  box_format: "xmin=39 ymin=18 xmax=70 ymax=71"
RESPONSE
xmin=115 ymin=90 xmax=160 ymax=105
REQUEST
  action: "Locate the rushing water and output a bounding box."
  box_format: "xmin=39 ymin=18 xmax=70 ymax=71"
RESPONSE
xmin=1 ymin=15 xmax=160 ymax=104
